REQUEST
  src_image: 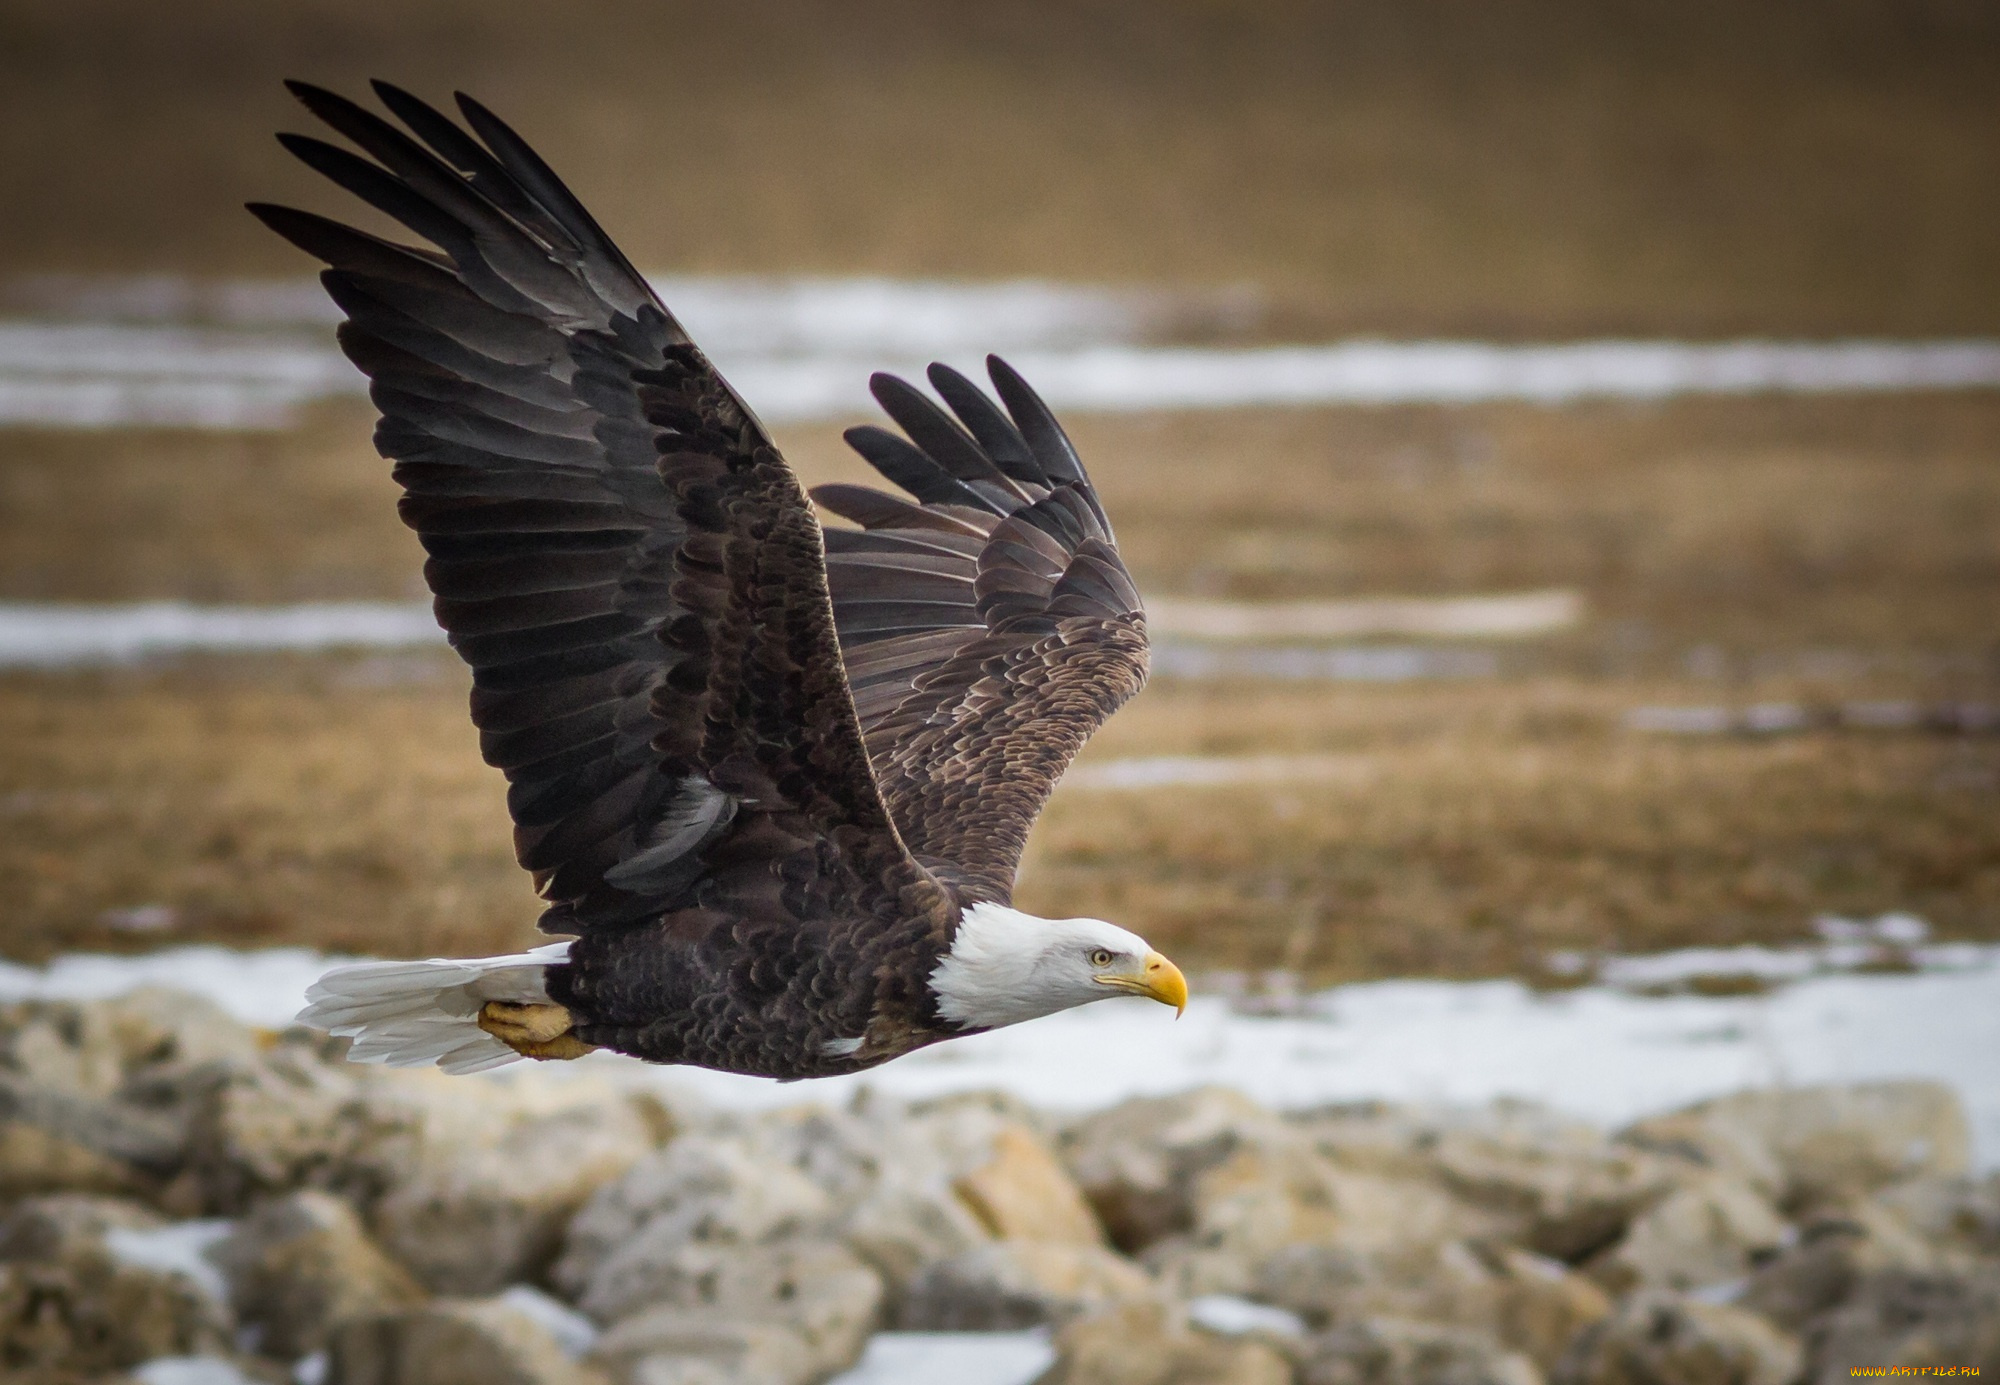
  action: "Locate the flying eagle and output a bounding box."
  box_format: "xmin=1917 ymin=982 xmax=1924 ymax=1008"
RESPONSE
xmin=272 ymin=82 xmax=1186 ymax=1080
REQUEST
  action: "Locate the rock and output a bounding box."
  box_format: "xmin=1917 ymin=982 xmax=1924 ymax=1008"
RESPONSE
xmin=1619 ymin=1083 xmax=1970 ymax=1210
xmin=954 ymin=1124 xmax=1107 ymax=1246
xmin=1062 ymin=1088 xmax=1291 ymax=1251
xmin=1151 ymin=1152 xmax=1497 ymax=1300
xmin=1553 ymin=1291 xmax=1801 ymax=1385
xmin=0 ymin=1192 xmax=165 ymax=1257
xmin=1738 ymin=1207 xmax=1944 ymax=1332
xmin=212 ymin=1190 xmax=425 ymax=1357
xmin=837 ymin=1173 xmax=992 ymax=1302
xmin=92 ymin=987 xmax=268 ymax=1073
xmin=0 ymin=1117 xmax=149 ymax=1201
xmin=1586 ymin=1176 xmax=1790 ymax=1295
xmin=1474 ymin=1244 xmax=1615 ymax=1373
xmin=1255 ymin=1240 xmax=1608 ymax=1373
xmin=0 ymin=1194 xmax=234 ymax=1375
xmin=1159 ymin=1137 xmax=1484 ymax=1299
xmin=735 ymin=1105 xmax=999 ymax=1304
xmin=1871 ymin=1173 xmax=2000 ymax=1259
xmin=582 ymin=1238 xmax=879 ymax=1379
xmin=901 ymin=1240 xmax=1157 ymax=1329
xmin=1040 ymin=1299 xmax=1297 ymax=1385
xmin=0 ymin=992 xmax=273 ymax=1205
xmin=327 ymin=1295 xmax=606 ymax=1385
xmin=365 ymin=1075 xmax=660 ymax=1295
xmin=1299 ymin=1318 xmax=1542 ymax=1385
xmin=580 ymin=1241 xmax=880 ymax=1385
xmin=555 ymin=1135 xmax=832 ymax=1313
xmin=589 ymin=1315 xmax=813 ymax=1385
xmin=180 ymin=1037 xmax=374 ymax=1213
xmin=1297 ymin=1101 xmax=1686 ymax=1263
xmin=1801 ymin=1267 xmax=2000 ymax=1381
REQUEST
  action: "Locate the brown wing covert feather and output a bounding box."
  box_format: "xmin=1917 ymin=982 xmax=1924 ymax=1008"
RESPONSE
xmin=815 ymin=360 xmax=1150 ymax=902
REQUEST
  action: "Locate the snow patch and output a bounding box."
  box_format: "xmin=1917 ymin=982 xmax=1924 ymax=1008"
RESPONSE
xmin=0 ymin=942 xmax=1995 ymax=1170
xmin=103 ymin=1219 xmax=234 ymax=1304
xmin=825 ymin=1331 xmax=1056 ymax=1385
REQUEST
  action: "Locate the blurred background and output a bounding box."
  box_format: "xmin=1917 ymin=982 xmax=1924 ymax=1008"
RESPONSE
xmin=2 ymin=0 xmax=1998 ymax=992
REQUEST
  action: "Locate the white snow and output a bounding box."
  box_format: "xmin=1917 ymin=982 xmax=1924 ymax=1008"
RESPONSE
xmin=1188 ymin=1296 xmax=1308 ymax=1337
xmin=132 ymin=1357 xmax=263 ymax=1385
xmin=497 ymin=1284 xmax=600 ymax=1359
xmin=0 ymin=600 xmax=1531 ymax=674
xmin=1148 ymin=642 xmax=1499 ymax=682
xmin=1148 ymin=590 xmax=1582 ymax=641
xmin=0 ymin=601 xmax=445 ymax=668
xmin=3 ymin=274 xmax=1997 ymax=429
xmin=0 ymin=940 xmax=1994 ymax=1170
xmin=825 ymin=1331 xmax=1056 ymax=1385
xmin=103 ymin=1219 xmax=234 ymax=1305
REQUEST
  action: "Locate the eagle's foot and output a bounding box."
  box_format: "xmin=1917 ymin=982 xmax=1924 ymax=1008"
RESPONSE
xmin=478 ymin=1001 xmax=596 ymax=1061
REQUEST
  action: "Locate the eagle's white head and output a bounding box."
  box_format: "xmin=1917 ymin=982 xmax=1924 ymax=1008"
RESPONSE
xmin=929 ymin=901 xmax=1188 ymax=1032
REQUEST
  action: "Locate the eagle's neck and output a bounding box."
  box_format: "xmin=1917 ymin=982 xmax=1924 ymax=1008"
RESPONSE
xmin=929 ymin=901 xmax=1066 ymax=1031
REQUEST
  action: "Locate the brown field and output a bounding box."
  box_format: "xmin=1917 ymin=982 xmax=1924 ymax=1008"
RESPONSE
xmin=1 ymin=0 xmax=1996 ymax=979
xmin=1 ymin=0 xmax=1998 ymax=336
xmin=1 ymin=394 xmax=1995 ymax=977
xmin=1 ymin=660 xmax=1995 ymax=979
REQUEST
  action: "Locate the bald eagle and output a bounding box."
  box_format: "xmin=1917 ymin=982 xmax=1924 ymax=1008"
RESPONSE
xmin=269 ymin=82 xmax=1186 ymax=1080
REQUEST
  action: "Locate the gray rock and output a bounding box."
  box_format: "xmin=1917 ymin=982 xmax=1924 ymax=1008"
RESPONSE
xmin=900 ymin=1240 xmax=1156 ymax=1329
xmin=327 ymin=1295 xmax=606 ymax=1385
xmin=1040 ymin=1299 xmax=1297 ymax=1385
xmin=1310 ymin=1103 xmax=1682 ymax=1263
xmin=1585 ymin=1175 xmax=1790 ymax=1295
xmin=365 ymin=1079 xmax=659 ymax=1295
xmin=1619 ymin=1083 xmax=1970 ymax=1210
xmin=578 ymin=1237 xmax=881 ymax=1378
xmin=579 ymin=1239 xmax=880 ymax=1385
xmin=837 ymin=1172 xmax=992 ymax=1302
xmin=0 ymin=992 xmax=275 ymax=1205
xmin=736 ymin=1100 xmax=1020 ymax=1302
xmin=179 ymin=1038 xmax=375 ymax=1213
xmin=1738 ymin=1207 xmax=1945 ymax=1333
xmin=1061 ymin=1087 xmax=1291 ymax=1251
xmin=1300 ymin=1318 xmax=1543 ymax=1385
xmin=1553 ymin=1291 xmax=1801 ymax=1385
xmin=0 ymin=1194 xmax=234 ymax=1374
xmin=1255 ymin=1239 xmax=1609 ymax=1374
xmin=1870 ymin=1173 xmax=2000 ymax=1259
xmin=555 ymin=1135 xmax=832 ymax=1312
xmin=1801 ymin=1267 xmax=2000 ymax=1382
xmin=212 ymin=1189 xmax=425 ymax=1357
xmin=589 ymin=1314 xmax=813 ymax=1385
xmin=1147 ymin=1145 xmax=1505 ymax=1302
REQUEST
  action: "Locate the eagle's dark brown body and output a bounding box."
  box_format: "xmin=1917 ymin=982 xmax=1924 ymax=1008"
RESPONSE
xmin=261 ymin=82 xmax=1149 ymax=1079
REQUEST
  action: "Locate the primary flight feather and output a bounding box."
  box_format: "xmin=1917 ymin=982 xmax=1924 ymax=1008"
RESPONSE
xmin=266 ymin=80 xmax=1184 ymax=1080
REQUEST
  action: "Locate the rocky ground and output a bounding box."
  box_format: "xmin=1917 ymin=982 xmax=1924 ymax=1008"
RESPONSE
xmin=0 ymin=988 xmax=1993 ymax=1385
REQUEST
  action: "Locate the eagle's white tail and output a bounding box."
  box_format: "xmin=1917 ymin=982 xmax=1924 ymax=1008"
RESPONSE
xmin=296 ymin=942 xmax=572 ymax=1076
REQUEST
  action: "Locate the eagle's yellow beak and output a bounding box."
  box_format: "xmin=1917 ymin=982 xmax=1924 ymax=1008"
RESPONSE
xmin=1098 ymin=950 xmax=1188 ymax=1017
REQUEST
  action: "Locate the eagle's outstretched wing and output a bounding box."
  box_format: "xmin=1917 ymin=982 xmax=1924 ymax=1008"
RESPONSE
xmin=251 ymin=82 xmax=946 ymax=977
xmin=815 ymin=362 xmax=1149 ymax=903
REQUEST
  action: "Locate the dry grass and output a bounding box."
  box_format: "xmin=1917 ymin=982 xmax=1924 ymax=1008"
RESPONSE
xmin=2 ymin=392 xmax=1995 ymax=974
xmin=2 ymin=0 xmax=1998 ymax=335
xmin=6 ymin=394 xmax=1998 ymax=663
xmin=0 ymin=657 xmax=541 ymax=964
xmin=2 ymin=1 xmax=1997 ymax=978
xmin=0 ymin=664 xmax=1993 ymax=977
xmin=1027 ymin=680 xmax=2000 ymax=982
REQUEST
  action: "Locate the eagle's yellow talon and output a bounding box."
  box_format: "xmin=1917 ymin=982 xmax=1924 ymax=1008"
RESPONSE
xmin=478 ymin=1001 xmax=595 ymax=1061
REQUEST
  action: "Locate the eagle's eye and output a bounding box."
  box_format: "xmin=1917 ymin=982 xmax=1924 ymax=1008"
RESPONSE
xmin=1088 ymin=948 xmax=1115 ymax=968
